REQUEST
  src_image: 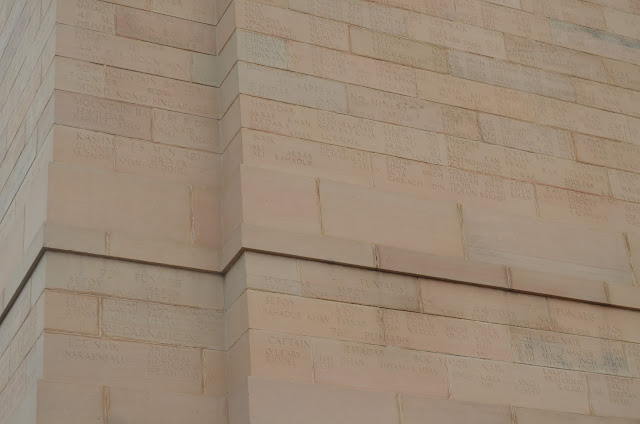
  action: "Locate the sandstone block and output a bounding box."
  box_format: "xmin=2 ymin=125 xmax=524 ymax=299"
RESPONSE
xmin=102 ymin=297 xmax=225 ymax=348
xmin=239 ymin=129 xmax=373 ymax=187
xmin=312 ymin=337 xmax=448 ymax=396
xmin=455 ymin=0 xmax=552 ymax=42
xmin=290 ymin=0 xmax=408 ymax=38
xmin=407 ymin=9 xmax=506 ymax=58
xmin=402 ymin=395 xmax=512 ymax=424
xmin=53 ymin=91 xmax=152 ymax=140
xmin=377 ymin=245 xmax=509 ymax=288
xmin=319 ymin=180 xmax=464 ymax=257
xmin=41 ymin=251 xmax=223 ymax=310
xmin=248 ymin=330 xmax=312 ymax=383
xmin=152 ymin=109 xmax=219 ymax=152
xmin=371 ymin=155 xmax=537 ymax=217
xmin=511 ymin=326 xmax=631 ymax=376
xmin=43 ymin=332 xmax=203 ymax=393
xmin=521 ymin=0 xmax=606 ymax=30
xmin=448 ymin=355 xmax=590 ymax=413
xmin=240 ymin=166 xmax=321 ymax=235
xmin=47 ymin=163 xmax=192 ymax=243
xmin=56 ymin=24 xmax=191 ymax=80
xmin=236 ymin=0 xmax=349 ymax=51
xmin=588 ymin=374 xmax=640 ymax=419
xmin=56 ymin=0 xmax=115 ymax=33
xmin=246 ymin=290 xmax=384 ymax=344
xmin=43 ymin=290 xmax=98 ymax=335
xmin=248 ymin=377 xmax=400 ymax=424
xmin=548 ymin=298 xmax=640 ymax=343
xmin=463 ymin=208 xmax=632 ymax=284
xmin=35 ymin=380 xmax=104 ymax=424
xmin=383 ymin=309 xmax=512 ymax=360
xmin=349 ymin=26 xmax=448 ymax=73
xmin=298 ymin=260 xmax=419 ymax=311
xmin=420 ymin=279 xmax=550 ymax=329
xmin=115 ymin=6 xmax=215 ymax=53
xmin=478 ymin=113 xmax=574 ymax=159
xmin=448 ymin=50 xmax=575 ymax=101
xmin=108 ymin=388 xmax=226 ymax=423
xmin=504 ymin=34 xmax=607 ymax=82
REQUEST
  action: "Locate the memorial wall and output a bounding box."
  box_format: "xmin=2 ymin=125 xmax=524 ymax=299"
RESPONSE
xmin=2 ymin=0 xmax=640 ymax=422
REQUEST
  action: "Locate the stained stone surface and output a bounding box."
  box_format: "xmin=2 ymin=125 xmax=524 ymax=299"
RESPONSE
xmin=3 ymin=0 xmax=640 ymax=422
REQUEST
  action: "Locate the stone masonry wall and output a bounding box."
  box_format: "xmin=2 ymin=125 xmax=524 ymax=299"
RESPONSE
xmin=3 ymin=0 xmax=640 ymax=422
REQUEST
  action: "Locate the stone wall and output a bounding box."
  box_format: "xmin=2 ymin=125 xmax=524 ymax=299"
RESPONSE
xmin=2 ymin=0 xmax=640 ymax=422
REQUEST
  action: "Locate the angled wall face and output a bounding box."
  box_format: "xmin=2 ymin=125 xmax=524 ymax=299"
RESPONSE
xmin=3 ymin=0 xmax=640 ymax=422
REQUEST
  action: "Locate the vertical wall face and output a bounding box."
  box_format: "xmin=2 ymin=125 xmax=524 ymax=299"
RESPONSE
xmin=4 ymin=0 xmax=640 ymax=422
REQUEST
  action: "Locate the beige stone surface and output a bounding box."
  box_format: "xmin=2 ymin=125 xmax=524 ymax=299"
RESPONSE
xmin=42 ymin=332 xmax=203 ymax=393
xmin=536 ymin=185 xmax=640 ymax=234
xmin=479 ymin=113 xmax=574 ymax=159
xmin=236 ymin=62 xmax=348 ymax=114
xmin=312 ymin=337 xmax=448 ymax=396
xmin=285 ymin=39 xmax=418 ymax=97
xmin=235 ymin=0 xmax=349 ymax=51
xmin=511 ymin=326 xmax=631 ymax=376
xmin=574 ymin=133 xmax=640 ymax=173
xmin=104 ymin=67 xmax=219 ymax=118
xmin=246 ymin=290 xmax=384 ymax=344
xmin=624 ymin=343 xmax=640 ymax=378
xmin=114 ymin=137 xmax=221 ymax=186
xmin=371 ymin=154 xmax=538 ymax=217
xmin=448 ymin=50 xmax=576 ymax=101
xmin=548 ymin=298 xmax=640 ymax=343
xmin=349 ymin=26 xmax=448 ymax=72
xmin=515 ymin=407 xmax=640 ymax=424
xmin=524 ymin=0 xmax=606 ymax=29
xmin=299 ymin=260 xmax=419 ymax=311
xmin=320 ymin=180 xmax=464 ymax=257
xmin=447 ymin=135 xmax=609 ymax=195
xmin=238 ymin=129 xmax=373 ymax=186
xmin=420 ymin=279 xmax=550 ymax=329
xmin=240 ymin=165 xmax=321 ymax=235
xmin=509 ymin=267 xmax=609 ymax=303
xmin=56 ymin=24 xmax=191 ymax=80
xmin=289 ymin=0 xmax=409 ymax=38
xmin=108 ymin=388 xmax=226 ymax=423
xmin=53 ymin=91 xmax=152 ymax=140
xmin=38 ymin=252 xmax=224 ymax=310
xmin=4 ymin=0 xmax=640 ymax=421
xmin=588 ymin=374 xmax=640 ymax=419
xmin=402 ymin=395 xmax=512 ymax=424
xmin=47 ymin=163 xmax=192 ymax=243
xmin=248 ymin=377 xmax=400 ymax=424
xmin=605 ymin=59 xmax=640 ymax=91
xmin=102 ymin=297 xmax=225 ymax=348
xmin=248 ymin=330 xmax=312 ymax=383
xmin=377 ymin=245 xmax=509 ymax=288
xmin=448 ymin=356 xmax=590 ymax=413
xmin=115 ymin=6 xmax=216 ymax=54
xmin=463 ymin=208 xmax=632 ymax=284
xmin=56 ymin=0 xmax=116 ymax=34
xmin=505 ymin=34 xmax=607 ymax=81
xmin=408 ymin=8 xmax=507 ymax=58
xmin=43 ymin=290 xmax=98 ymax=335
xmin=550 ymin=20 xmax=640 ymax=65
xmin=35 ymin=380 xmax=104 ymax=424
xmin=455 ymin=0 xmax=552 ymax=43
xmin=383 ymin=308 xmax=512 ymax=360
xmin=152 ymin=109 xmax=219 ymax=153
xmin=347 ymin=84 xmax=480 ymax=141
